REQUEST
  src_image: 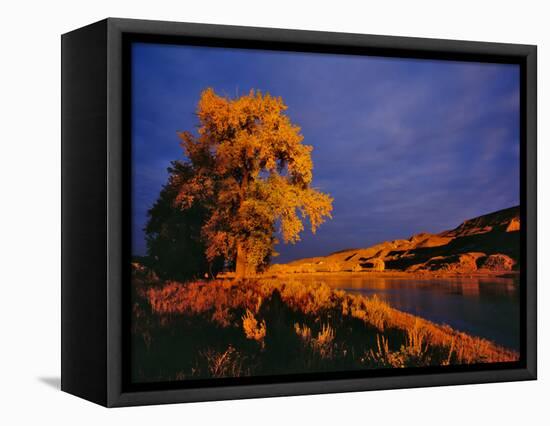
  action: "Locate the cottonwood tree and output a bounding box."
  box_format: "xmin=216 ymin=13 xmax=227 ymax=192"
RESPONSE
xmin=172 ymin=88 xmax=333 ymax=278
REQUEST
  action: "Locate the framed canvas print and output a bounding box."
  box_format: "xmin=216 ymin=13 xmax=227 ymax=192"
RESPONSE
xmin=61 ymin=18 xmax=537 ymax=407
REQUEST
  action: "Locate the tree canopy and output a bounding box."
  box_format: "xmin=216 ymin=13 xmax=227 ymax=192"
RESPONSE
xmin=156 ymin=88 xmax=333 ymax=278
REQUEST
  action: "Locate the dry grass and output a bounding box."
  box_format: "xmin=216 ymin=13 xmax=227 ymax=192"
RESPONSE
xmin=132 ymin=274 xmax=518 ymax=382
xmin=200 ymin=345 xmax=249 ymax=378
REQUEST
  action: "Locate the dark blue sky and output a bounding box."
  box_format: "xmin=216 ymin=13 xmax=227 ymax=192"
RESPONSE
xmin=131 ymin=42 xmax=520 ymax=263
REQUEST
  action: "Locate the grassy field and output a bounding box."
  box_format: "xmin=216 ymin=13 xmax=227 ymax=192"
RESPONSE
xmin=131 ymin=266 xmax=518 ymax=383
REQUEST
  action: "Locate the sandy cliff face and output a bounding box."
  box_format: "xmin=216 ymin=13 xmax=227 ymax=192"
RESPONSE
xmin=440 ymin=206 xmax=520 ymax=238
xmin=270 ymin=206 xmax=520 ymax=274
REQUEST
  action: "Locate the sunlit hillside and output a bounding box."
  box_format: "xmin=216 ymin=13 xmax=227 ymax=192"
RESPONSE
xmin=269 ymin=206 xmax=520 ymax=275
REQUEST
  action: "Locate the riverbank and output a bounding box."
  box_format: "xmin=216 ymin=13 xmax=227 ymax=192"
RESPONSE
xmin=131 ymin=270 xmax=518 ymax=382
xmin=263 ymin=270 xmax=519 ymax=279
xmin=215 ymin=270 xmax=520 ymax=280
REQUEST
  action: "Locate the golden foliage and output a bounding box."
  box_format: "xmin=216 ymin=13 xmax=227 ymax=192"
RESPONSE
xmin=172 ymin=88 xmax=333 ymax=276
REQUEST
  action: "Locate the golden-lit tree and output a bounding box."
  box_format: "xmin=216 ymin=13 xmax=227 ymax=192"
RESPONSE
xmin=174 ymin=88 xmax=333 ymax=278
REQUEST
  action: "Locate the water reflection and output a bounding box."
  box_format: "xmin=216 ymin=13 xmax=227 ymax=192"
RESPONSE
xmin=285 ymin=275 xmax=520 ymax=351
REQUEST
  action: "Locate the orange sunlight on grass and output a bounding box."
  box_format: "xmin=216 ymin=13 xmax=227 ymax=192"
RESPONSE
xmin=132 ymin=271 xmax=517 ymax=381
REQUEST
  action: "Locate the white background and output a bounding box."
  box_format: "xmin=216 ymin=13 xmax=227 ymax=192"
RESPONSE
xmin=0 ymin=0 xmax=546 ymax=424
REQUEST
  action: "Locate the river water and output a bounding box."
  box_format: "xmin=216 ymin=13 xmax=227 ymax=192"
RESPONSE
xmin=285 ymin=275 xmax=520 ymax=351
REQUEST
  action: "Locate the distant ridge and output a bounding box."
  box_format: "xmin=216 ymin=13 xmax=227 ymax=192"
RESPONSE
xmin=271 ymin=206 xmax=520 ymax=274
xmin=441 ymin=206 xmax=520 ymax=238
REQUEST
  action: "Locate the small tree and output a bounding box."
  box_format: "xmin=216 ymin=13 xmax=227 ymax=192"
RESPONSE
xmin=175 ymin=88 xmax=333 ymax=278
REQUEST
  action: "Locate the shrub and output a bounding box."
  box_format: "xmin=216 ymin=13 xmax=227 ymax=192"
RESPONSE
xmin=312 ymin=324 xmax=335 ymax=359
xmin=242 ymin=309 xmax=267 ymax=347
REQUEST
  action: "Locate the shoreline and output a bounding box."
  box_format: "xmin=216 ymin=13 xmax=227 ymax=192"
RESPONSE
xmin=218 ymin=270 xmax=520 ymax=280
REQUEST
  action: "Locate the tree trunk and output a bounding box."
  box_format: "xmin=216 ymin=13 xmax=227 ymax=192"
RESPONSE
xmin=235 ymin=241 xmax=251 ymax=279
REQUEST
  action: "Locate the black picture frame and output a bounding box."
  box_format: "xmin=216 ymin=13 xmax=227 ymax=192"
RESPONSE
xmin=61 ymin=17 xmax=537 ymax=407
